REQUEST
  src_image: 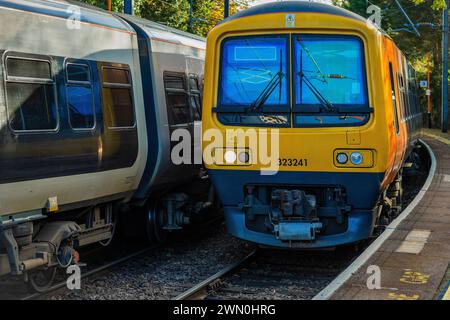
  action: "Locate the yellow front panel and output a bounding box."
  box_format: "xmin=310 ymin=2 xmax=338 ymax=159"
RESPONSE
xmin=202 ymin=12 xmax=393 ymax=176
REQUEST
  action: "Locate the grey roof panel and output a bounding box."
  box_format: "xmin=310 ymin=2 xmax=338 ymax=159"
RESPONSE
xmin=219 ymin=1 xmax=367 ymax=25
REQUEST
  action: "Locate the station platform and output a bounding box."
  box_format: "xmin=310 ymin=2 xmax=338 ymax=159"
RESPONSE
xmin=315 ymin=130 xmax=450 ymax=300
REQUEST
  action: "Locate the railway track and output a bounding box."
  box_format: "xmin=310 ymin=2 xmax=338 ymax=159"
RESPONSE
xmin=1 ymin=215 xmax=224 ymax=300
xmin=173 ymin=246 xmax=363 ymax=300
xmin=173 ymin=250 xmax=259 ymax=300
xmin=0 ymin=242 xmax=161 ymax=300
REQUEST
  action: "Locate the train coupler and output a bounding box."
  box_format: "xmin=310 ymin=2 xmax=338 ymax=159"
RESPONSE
xmin=271 ymin=189 xmax=318 ymax=219
xmin=275 ymin=221 xmax=323 ymax=241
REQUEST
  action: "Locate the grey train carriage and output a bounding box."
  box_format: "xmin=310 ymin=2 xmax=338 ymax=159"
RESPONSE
xmin=0 ymin=0 xmax=208 ymax=290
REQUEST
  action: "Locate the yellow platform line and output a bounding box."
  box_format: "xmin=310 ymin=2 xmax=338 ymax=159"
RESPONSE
xmin=421 ymin=131 xmax=450 ymax=146
xmin=443 ymin=284 xmax=450 ymax=300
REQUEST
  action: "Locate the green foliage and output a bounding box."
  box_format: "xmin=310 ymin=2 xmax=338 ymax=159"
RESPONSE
xmin=412 ymin=0 xmax=447 ymax=10
xmin=138 ymin=0 xmax=190 ymax=31
xmin=79 ymin=0 xmax=123 ymax=12
xmin=78 ymin=0 xmax=252 ymax=36
xmin=138 ymin=0 xmax=250 ymax=36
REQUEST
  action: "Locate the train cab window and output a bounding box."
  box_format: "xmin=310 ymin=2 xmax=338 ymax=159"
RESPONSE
xmin=164 ymin=72 xmax=191 ymax=125
xmin=101 ymin=66 xmax=135 ymax=128
xmin=216 ymin=35 xmax=290 ymax=127
xmin=292 ymin=35 xmax=369 ymax=127
xmin=189 ymin=74 xmax=201 ymax=121
xmin=66 ymin=63 xmax=95 ymax=129
xmin=218 ymin=35 xmax=289 ymax=109
xmin=4 ymin=55 xmax=58 ymax=131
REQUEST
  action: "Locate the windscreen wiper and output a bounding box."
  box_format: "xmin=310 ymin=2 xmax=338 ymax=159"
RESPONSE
xmin=298 ymin=46 xmax=335 ymax=113
xmin=249 ymin=71 xmax=283 ymax=113
xmin=248 ymin=49 xmax=284 ymax=113
xmin=298 ymin=42 xmax=328 ymax=84
xmin=299 ymin=71 xmax=335 ymax=113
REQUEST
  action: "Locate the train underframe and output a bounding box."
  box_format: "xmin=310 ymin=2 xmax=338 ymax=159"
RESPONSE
xmin=0 ymin=176 xmax=214 ymax=292
xmin=216 ymin=145 xmax=425 ymax=249
xmin=224 ymin=184 xmax=378 ymax=249
xmin=0 ymin=202 xmax=118 ymax=291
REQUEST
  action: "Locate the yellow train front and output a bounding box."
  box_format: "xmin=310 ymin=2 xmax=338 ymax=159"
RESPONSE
xmin=202 ymin=2 xmax=422 ymax=248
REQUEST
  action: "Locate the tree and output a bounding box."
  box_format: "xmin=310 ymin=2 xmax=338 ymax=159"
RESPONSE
xmin=137 ymin=0 xmax=191 ymax=31
xmin=78 ymin=0 xmax=251 ymax=37
xmin=78 ymin=0 xmax=124 ymax=11
xmin=137 ymin=0 xmax=250 ymax=36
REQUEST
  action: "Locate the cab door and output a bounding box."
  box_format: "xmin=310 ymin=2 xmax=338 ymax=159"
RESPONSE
xmin=384 ymin=38 xmax=402 ymax=173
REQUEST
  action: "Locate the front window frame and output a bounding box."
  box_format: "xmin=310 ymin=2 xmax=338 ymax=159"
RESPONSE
xmin=216 ymin=33 xmax=291 ymax=115
xmin=292 ymin=34 xmax=371 ymax=128
xmin=215 ymin=33 xmax=372 ymax=128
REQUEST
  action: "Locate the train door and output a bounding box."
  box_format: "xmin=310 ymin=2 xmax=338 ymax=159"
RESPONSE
xmin=385 ymin=39 xmax=402 ymax=171
xmin=388 ymin=61 xmax=400 ymax=170
xmin=400 ymin=56 xmax=412 ymax=149
xmin=395 ymin=52 xmax=408 ymax=164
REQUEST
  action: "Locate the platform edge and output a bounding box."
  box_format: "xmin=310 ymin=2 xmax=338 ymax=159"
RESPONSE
xmin=312 ymin=139 xmax=437 ymax=300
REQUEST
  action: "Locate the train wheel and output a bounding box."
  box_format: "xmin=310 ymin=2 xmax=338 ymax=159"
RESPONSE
xmin=27 ymin=266 xmax=57 ymax=293
xmin=146 ymin=201 xmax=168 ymax=244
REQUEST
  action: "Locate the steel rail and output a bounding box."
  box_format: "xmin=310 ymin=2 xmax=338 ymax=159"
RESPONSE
xmin=173 ymin=249 xmax=258 ymax=300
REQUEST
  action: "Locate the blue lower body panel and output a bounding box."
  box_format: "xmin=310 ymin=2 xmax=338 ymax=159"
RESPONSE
xmin=209 ymin=169 xmax=384 ymax=249
xmin=224 ymin=207 xmax=375 ymax=248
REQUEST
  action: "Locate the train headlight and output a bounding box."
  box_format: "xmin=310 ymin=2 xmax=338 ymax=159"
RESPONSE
xmin=334 ymin=150 xmax=374 ymax=168
xmin=336 ymin=153 xmax=348 ymax=164
xmin=238 ymin=151 xmax=250 ymax=164
xmin=213 ymin=148 xmax=252 ymax=166
xmin=224 ymin=150 xmax=237 ymax=164
xmin=350 ymin=152 xmax=363 ymax=165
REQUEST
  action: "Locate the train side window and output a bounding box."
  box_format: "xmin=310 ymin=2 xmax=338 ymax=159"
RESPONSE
xmin=189 ymin=74 xmax=201 ymax=121
xmin=163 ymin=72 xmax=191 ymax=125
xmin=389 ymin=63 xmax=400 ymax=134
xmin=400 ymin=72 xmax=410 ymax=120
xmin=66 ymin=63 xmax=95 ymax=129
xmin=4 ymin=55 xmax=58 ymax=131
xmin=101 ymin=66 xmax=135 ymax=128
xmin=402 ymin=74 xmax=410 ymax=119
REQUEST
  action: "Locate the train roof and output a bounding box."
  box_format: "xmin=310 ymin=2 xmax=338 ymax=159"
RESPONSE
xmin=65 ymin=0 xmax=205 ymax=44
xmin=220 ymin=1 xmax=367 ymax=24
xmin=118 ymin=13 xmax=205 ymax=45
xmin=0 ymin=0 xmax=205 ymax=45
xmin=0 ymin=0 xmax=132 ymax=31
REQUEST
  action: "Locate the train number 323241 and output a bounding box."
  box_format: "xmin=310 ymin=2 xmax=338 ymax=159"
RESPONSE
xmin=278 ymin=158 xmax=308 ymax=167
